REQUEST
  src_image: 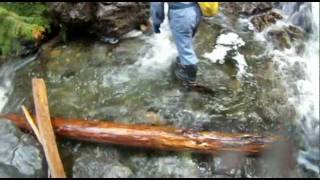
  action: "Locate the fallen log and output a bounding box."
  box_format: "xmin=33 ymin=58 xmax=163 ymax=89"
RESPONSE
xmin=0 ymin=113 xmax=282 ymax=156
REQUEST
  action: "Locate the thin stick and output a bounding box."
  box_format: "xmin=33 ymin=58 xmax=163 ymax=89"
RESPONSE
xmin=21 ymin=105 xmax=42 ymax=144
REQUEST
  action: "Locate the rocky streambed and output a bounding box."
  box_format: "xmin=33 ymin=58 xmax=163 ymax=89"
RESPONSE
xmin=0 ymin=2 xmax=318 ymax=178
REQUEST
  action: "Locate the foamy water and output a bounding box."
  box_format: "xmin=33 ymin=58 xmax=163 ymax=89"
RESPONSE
xmin=135 ymin=5 xmax=178 ymax=74
xmin=255 ymin=2 xmax=319 ymax=174
xmin=103 ymin=4 xmax=177 ymax=87
xmin=0 ymin=87 xmax=9 ymax=112
xmin=203 ymin=32 xmax=248 ymax=79
xmin=295 ymin=2 xmax=319 ymax=174
xmin=0 ymin=53 xmax=38 ymax=113
xmin=0 ymin=66 xmax=13 ymax=113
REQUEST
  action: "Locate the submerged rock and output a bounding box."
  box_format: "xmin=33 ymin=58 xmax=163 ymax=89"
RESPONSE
xmin=0 ymin=163 xmax=25 ymax=178
xmin=129 ymin=153 xmax=201 ymax=178
xmin=0 ymin=119 xmax=44 ymax=177
xmin=72 ymin=145 xmax=133 ymax=178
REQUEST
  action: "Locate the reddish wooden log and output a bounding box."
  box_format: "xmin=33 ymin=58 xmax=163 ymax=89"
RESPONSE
xmin=0 ymin=114 xmax=282 ymax=156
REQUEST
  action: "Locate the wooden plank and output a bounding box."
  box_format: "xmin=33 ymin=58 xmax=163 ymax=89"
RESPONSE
xmin=1 ymin=113 xmax=282 ymax=156
xmin=21 ymin=105 xmax=42 ymax=144
xmin=32 ymin=78 xmax=66 ymax=178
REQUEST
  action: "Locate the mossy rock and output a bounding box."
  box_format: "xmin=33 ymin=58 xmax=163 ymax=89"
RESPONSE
xmin=0 ymin=2 xmax=51 ymax=57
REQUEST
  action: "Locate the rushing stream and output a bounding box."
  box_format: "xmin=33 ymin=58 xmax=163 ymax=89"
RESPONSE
xmin=0 ymin=2 xmax=319 ymax=178
xmin=281 ymin=2 xmax=319 ymax=175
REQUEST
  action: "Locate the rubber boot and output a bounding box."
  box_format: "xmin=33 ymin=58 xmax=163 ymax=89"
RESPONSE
xmin=174 ymin=62 xmax=198 ymax=87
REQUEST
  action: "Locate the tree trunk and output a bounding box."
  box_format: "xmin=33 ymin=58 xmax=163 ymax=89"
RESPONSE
xmin=0 ymin=114 xmax=282 ymax=156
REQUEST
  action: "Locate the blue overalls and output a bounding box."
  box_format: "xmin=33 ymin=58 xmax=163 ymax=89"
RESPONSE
xmin=151 ymin=2 xmax=202 ymax=66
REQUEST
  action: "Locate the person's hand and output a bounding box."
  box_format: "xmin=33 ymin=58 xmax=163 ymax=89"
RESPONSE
xmin=153 ymin=24 xmax=161 ymax=34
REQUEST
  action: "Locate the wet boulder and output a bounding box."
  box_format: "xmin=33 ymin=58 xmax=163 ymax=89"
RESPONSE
xmin=267 ymin=25 xmax=305 ymax=50
xmin=72 ymin=145 xmax=133 ymax=178
xmin=239 ymin=2 xmax=274 ymax=16
xmin=250 ymin=11 xmax=283 ymax=32
xmin=212 ymin=154 xmax=244 ymax=178
xmin=286 ymin=25 xmax=305 ymax=40
xmin=209 ymin=150 xmax=295 ymax=178
xmin=48 ymin=2 xmax=94 ymax=25
xmin=0 ymin=163 xmax=25 ymax=178
xmin=128 ymin=153 xmax=201 ymax=178
xmin=268 ymin=29 xmax=291 ymax=49
xmin=93 ymin=2 xmax=150 ymax=38
xmin=221 ymin=2 xmax=275 ymax=16
xmin=47 ymin=2 xmax=150 ymax=39
xmin=0 ymin=119 xmax=44 ymax=178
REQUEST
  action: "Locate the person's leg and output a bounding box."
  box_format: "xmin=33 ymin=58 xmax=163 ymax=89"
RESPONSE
xmin=172 ymin=30 xmax=198 ymax=66
xmin=192 ymin=5 xmax=202 ymax=38
xmin=169 ymin=7 xmax=199 ymax=85
xmin=169 ymin=7 xmax=199 ymax=65
xmin=176 ymin=5 xmax=202 ymax=66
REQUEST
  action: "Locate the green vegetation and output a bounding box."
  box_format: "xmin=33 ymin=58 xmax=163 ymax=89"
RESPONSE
xmin=0 ymin=2 xmax=50 ymax=56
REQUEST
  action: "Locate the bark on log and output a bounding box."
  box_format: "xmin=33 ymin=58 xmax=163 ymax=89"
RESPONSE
xmin=0 ymin=114 xmax=282 ymax=156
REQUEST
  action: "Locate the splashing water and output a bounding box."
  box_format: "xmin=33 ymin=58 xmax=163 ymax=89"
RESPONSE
xmin=203 ymin=32 xmax=248 ymax=79
xmin=135 ymin=5 xmax=177 ymax=74
xmin=103 ymin=4 xmax=177 ymax=87
xmin=0 ymin=71 xmax=12 ymax=112
xmin=271 ymin=2 xmax=319 ymax=175
xmin=295 ymin=2 xmax=319 ymax=175
xmin=0 ymin=54 xmax=38 ymax=112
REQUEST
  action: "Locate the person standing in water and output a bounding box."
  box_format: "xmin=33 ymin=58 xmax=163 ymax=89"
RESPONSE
xmin=151 ymin=2 xmax=202 ymax=87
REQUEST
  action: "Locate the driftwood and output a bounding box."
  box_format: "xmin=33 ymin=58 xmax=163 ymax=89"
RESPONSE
xmin=0 ymin=113 xmax=282 ymax=156
xmin=21 ymin=106 xmax=42 ymax=144
xmin=31 ymin=79 xmax=66 ymax=178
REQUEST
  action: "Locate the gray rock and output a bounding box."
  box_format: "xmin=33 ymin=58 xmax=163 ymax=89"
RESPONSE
xmin=48 ymin=2 xmax=94 ymax=24
xmin=267 ymin=25 xmax=305 ymax=50
xmin=212 ymin=153 xmax=244 ymax=177
xmin=48 ymin=2 xmax=150 ymax=38
xmin=212 ymin=154 xmax=273 ymax=178
xmin=94 ymin=2 xmax=150 ymax=37
xmin=72 ymin=146 xmax=133 ymax=178
xmin=129 ymin=153 xmax=201 ymax=178
xmin=0 ymin=163 xmax=25 ymax=178
xmin=251 ymin=11 xmax=283 ymax=32
xmin=221 ymin=2 xmax=275 ymax=16
xmin=268 ymin=29 xmax=292 ymax=50
xmin=0 ymin=119 xmax=44 ymax=177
